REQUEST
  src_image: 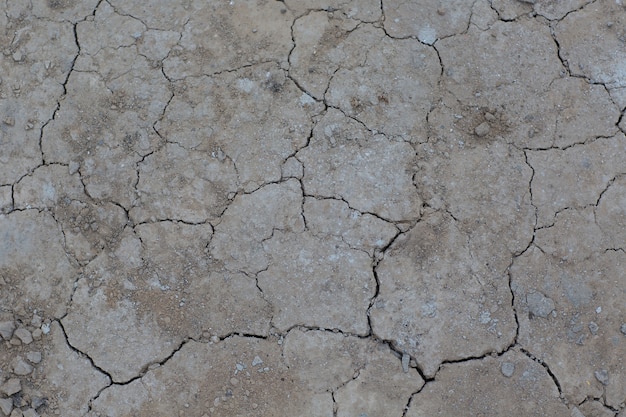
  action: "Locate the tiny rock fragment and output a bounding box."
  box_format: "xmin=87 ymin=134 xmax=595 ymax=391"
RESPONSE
xmin=31 ymin=397 xmax=46 ymax=409
xmin=474 ymin=121 xmax=490 ymax=137
xmin=1 ymin=378 xmax=21 ymax=396
xmin=0 ymin=397 xmax=13 ymax=415
xmin=402 ymin=353 xmax=410 ymax=373
xmin=252 ymin=355 xmax=263 ymax=366
xmin=501 ymin=362 xmax=515 ymax=377
xmin=526 ymin=291 xmax=555 ymax=318
xmin=588 ymin=322 xmax=599 ymax=335
xmin=0 ymin=321 xmax=16 ymax=340
xmin=26 ymin=351 xmax=42 ymax=364
xmin=3 ymin=117 xmax=15 ymax=126
xmin=484 ymin=112 xmax=496 ymax=122
xmin=31 ymin=329 xmax=42 ymax=341
xmin=31 ymin=314 xmax=42 ymax=327
xmin=10 ymin=409 xmax=23 ymax=417
xmin=594 ymin=369 xmax=609 ymax=385
xmin=15 ymin=328 xmax=33 ymax=344
xmin=13 ymin=357 xmax=34 ymax=376
xmin=620 ymin=323 xmax=626 ymax=335
xmin=22 ymin=409 xmax=38 ymax=417
xmin=68 ymin=161 xmax=80 ymax=175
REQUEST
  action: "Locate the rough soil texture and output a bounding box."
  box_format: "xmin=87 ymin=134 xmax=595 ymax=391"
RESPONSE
xmin=1 ymin=0 xmax=626 ymax=416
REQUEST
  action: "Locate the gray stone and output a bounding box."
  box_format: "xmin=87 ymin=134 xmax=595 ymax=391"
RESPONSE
xmin=1 ymin=378 xmax=21 ymax=396
xmin=0 ymin=321 xmax=16 ymax=340
xmin=0 ymin=397 xmax=13 ymax=415
xmin=526 ymin=292 xmax=555 ymax=319
xmin=26 ymin=351 xmax=42 ymax=364
xmin=501 ymin=362 xmax=515 ymax=378
xmin=14 ymin=328 xmax=33 ymax=345
xmin=12 ymin=357 xmax=34 ymax=376
xmin=595 ymin=369 xmax=610 ymax=386
xmin=474 ymin=121 xmax=490 ymax=137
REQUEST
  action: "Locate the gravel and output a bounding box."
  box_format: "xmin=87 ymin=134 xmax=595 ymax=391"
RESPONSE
xmin=0 ymin=321 xmax=16 ymax=340
xmin=1 ymin=378 xmax=21 ymax=396
xmin=501 ymin=362 xmax=515 ymax=377
xmin=526 ymin=292 xmax=555 ymax=318
xmin=13 ymin=357 xmax=34 ymax=376
xmin=0 ymin=398 xmax=13 ymax=415
xmin=594 ymin=369 xmax=609 ymax=385
xmin=15 ymin=328 xmax=33 ymax=344
xmin=402 ymin=353 xmax=410 ymax=373
xmin=474 ymin=122 xmax=490 ymax=137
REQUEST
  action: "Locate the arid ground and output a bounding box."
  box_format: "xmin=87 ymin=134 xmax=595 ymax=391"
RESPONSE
xmin=1 ymin=0 xmax=626 ymax=416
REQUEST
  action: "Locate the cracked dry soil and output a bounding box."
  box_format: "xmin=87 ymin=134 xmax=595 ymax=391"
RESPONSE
xmin=1 ymin=0 xmax=626 ymax=416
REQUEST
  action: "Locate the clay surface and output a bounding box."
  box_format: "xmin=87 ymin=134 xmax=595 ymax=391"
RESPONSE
xmin=1 ymin=0 xmax=625 ymax=416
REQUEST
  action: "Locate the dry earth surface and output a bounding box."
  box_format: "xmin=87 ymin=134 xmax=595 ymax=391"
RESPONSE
xmin=1 ymin=0 xmax=626 ymax=416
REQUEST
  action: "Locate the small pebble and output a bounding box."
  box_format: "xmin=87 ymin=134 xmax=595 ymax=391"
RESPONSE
xmin=594 ymin=369 xmax=609 ymax=385
xmin=252 ymin=356 xmax=263 ymax=366
xmin=484 ymin=112 xmax=496 ymax=122
xmin=588 ymin=322 xmax=599 ymax=335
xmin=474 ymin=121 xmax=490 ymax=137
xmin=1 ymin=378 xmax=21 ymax=396
xmin=31 ymin=314 xmax=42 ymax=327
xmin=13 ymin=357 xmax=34 ymax=375
xmin=41 ymin=323 xmax=50 ymax=334
xmin=31 ymin=329 xmax=42 ymax=341
xmin=0 ymin=397 xmax=13 ymax=415
xmin=23 ymin=409 xmax=39 ymax=417
xmin=620 ymin=323 xmax=626 ymax=335
xmin=68 ymin=161 xmax=80 ymax=175
xmin=401 ymin=353 xmax=410 ymax=373
xmin=15 ymin=328 xmax=33 ymax=345
xmin=31 ymin=397 xmax=46 ymax=409
xmin=0 ymin=321 xmax=16 ymax=340
xmin=230 ymin=377 xmax=238 ymax=386
xmin=26 ymin=351 xmax=42 ymax=364
xmin=501 ymin=362 xmax=515 ymax=377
